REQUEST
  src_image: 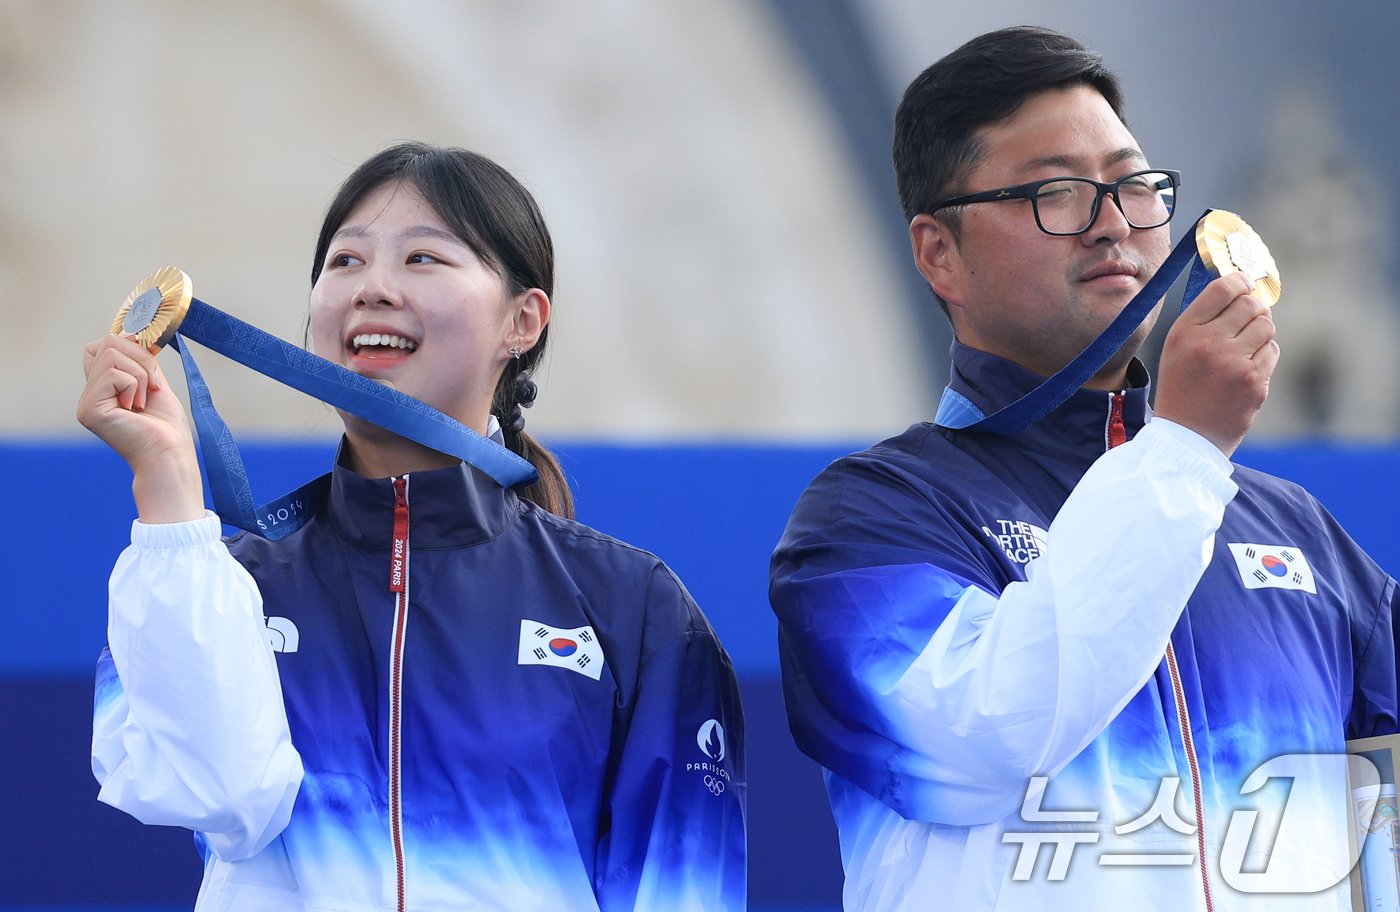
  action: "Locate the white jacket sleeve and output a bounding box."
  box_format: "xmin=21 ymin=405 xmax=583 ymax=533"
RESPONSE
xmin=772 ymin=419 xmax=1237 ymax=824
xmin=893 ymin=420 xmax=1234 ymax=782
xmin=91 ymin=512 xmax=303 ymax=860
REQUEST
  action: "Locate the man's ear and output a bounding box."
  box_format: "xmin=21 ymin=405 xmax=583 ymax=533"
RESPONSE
xmin=910 ymin=213 xmax=966 ymax=309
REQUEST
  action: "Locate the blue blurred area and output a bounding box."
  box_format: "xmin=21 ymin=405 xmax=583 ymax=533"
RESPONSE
xmin=6 ymin=437 xmax=1398 ymax=909
xmin=7 ymin=437 xmax=1399 ymax=677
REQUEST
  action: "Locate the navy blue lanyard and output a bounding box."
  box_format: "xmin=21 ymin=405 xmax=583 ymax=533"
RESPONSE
xmin=167 ymin=298 xmax=537 ymax=540
xmin=935 ymin=210 xmax=1217 ymax=434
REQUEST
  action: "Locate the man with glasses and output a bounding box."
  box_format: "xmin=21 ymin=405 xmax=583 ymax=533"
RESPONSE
xmin=771 ymin=25 xmax=1397 ymax=911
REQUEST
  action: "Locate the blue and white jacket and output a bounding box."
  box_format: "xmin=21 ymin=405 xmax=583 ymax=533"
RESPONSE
xmin=771 ymin=342 xmax=1397 ymax=911
xmin=93 ymin=452 xmax=746 ymax=911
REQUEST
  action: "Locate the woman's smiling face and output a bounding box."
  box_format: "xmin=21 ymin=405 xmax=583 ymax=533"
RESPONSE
xmin=308 ymin=180 xmax=517 ymax=433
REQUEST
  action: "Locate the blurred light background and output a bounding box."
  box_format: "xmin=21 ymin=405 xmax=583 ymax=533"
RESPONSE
xmin=4 ymin=1 xmax=1398 ymax=910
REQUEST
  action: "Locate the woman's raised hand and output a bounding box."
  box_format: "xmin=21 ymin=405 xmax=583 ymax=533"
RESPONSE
xmin=78 ymin=334 xmax=205 ymax=522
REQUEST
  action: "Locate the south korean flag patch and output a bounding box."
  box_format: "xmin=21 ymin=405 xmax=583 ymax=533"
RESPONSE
xmin=518 ymin=619 xmax=605 ymax=680
xmin=1226 ymin=543 xmax=1317 ymax=594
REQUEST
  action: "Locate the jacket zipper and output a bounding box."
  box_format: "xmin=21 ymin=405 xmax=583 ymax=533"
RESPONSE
xmin=389 ymin=477 xmax=410 ymax=912
xmin=1165 ymin=643 xmax=1214 ymax=911
xmin=1105 ymin=399 xmax=1213 ymax=910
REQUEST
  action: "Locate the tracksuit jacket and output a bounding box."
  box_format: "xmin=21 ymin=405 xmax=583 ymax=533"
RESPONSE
xmin=93 ymin=453 xmax=747 ymax=911
xmin=771 ymin=342 xmax=1398 ymax=911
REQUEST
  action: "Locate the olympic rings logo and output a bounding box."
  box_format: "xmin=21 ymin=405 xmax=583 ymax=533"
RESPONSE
xmin=704 ymin=774 xmax=725 ymax=796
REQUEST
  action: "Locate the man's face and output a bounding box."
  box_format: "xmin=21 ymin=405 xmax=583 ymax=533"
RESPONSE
xmin=934 ymin=85 xmax=1173 ymax=384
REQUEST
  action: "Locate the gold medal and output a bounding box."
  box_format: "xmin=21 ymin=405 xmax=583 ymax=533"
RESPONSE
xmin=110 ymin=266 xmax=193 ymax=352
xmin=1195 ymin=210 xmax=1282 ymax=307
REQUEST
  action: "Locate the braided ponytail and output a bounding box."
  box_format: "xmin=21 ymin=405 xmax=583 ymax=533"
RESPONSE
xmin=493 ymin=357 xmax=573 ymax=518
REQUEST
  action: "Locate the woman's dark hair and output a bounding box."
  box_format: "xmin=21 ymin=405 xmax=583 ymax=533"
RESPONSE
xmin=311 ymin=141 xmax=574 ymax=518
xmin=894 ymin=26 xmax=1125 ymax=224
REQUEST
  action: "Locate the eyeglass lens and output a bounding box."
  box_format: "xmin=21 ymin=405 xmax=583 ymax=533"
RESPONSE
xmin=1035 ymin=172 xmax=1176 ymax=234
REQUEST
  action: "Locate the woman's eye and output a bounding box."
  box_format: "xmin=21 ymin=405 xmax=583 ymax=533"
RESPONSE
xmin=329 ymin=253 xmax=363 ymax=268
xmin=407 ymin=252 xmax=440 ymax=265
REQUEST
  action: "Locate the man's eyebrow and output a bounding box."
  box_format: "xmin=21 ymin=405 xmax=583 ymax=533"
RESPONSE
xmin=1020 ymin=147 xmax=1148 ymax=174
xmin=1106 ymin=146 xmax=1148 ymax=167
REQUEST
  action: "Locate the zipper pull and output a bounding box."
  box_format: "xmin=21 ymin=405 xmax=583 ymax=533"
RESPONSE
xmin=390 ymin=477 xmax=408 ymax=592
xmin=1107 ymin=391 xmax=1127 ymax=450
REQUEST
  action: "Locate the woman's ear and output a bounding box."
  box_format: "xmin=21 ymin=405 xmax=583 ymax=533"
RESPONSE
xmin=505 ymin=288 xmax=550 ymax=356
xmin=910 ymin=213 xmax=966 ymax=309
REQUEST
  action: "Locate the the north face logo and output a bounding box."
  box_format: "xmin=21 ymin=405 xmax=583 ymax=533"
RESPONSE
xmin=265 ymin=617 xmax=299 ymax=653
xmin=983 ymin=519 xmax=1049 ymax=564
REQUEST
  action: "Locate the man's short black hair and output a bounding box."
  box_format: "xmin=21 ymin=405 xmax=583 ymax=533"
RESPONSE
xmin=893 ymin=26 xmax=1125 ymax=226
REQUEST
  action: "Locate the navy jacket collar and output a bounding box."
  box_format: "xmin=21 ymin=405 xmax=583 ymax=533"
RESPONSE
xmin=943 ymin=340 xmax=1152 ymax=451
xmin=324 ymin=443 xmax=516 ymax=551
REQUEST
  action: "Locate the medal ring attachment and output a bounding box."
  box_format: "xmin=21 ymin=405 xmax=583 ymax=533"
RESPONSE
xmin=110 ymin=266 xmax=193 ymax=352
xmin=1195 ymin=211 xmax=1282 ymax=307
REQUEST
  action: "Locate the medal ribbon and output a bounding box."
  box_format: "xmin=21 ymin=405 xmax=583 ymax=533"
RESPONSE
xmin=167 ymin=298 xmax=538 ymax=541
xmin=934 ymin=210 xmax=1216 ymax=434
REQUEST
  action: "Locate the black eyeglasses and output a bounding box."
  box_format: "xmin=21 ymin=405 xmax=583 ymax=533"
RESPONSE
xmin=929 ymin=169 xmax=1181 ymax=236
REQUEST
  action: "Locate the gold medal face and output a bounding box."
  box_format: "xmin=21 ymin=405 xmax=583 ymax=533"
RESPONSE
xmin=1195 ymin=210 xmax=1282 ymax=307
xmin=110 ymin=266 xmax=193 ymax=351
